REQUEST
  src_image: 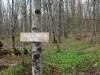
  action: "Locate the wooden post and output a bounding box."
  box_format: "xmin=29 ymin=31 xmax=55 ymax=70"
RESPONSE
xmin=20 ymin=20 xmax=49 ymax=75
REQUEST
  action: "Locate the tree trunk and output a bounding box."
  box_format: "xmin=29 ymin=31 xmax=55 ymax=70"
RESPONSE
xmin=29 ymin=0 xmax=32 ymax=32
xmin=57 ymin=0 xmax=61 ymax=43
xmin=12 ymin=0 xmax=15 ymax=50
xmin=32 ymin=0 xmax=42 ymax=75
xmin=90 ymin=0 xmax=96 ymax=41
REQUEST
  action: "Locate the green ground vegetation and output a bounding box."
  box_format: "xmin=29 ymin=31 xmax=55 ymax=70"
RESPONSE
xmin=0 ymin=37 xmax=100 ymax=75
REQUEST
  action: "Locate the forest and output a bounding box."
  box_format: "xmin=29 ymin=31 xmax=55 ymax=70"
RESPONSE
xmin=0 ymin=0 xmax=100 ymax=75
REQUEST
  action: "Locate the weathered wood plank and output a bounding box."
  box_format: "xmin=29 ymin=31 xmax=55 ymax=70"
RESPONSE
xmin=20 ymin=32 xmax=49 ymax=42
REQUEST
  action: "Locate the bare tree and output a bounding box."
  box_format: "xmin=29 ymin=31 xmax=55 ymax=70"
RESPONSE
xmin=0 ymin=0 xmax=2 ymax=37
xmin=29 ymin=0 xmax=32 ymax=32
xmin=11 ymin=0 xmax=16 ymax=50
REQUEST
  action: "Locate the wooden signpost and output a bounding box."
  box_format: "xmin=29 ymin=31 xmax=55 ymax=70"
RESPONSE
xmin=20 ymin=32 xmax=49 ymax=75
xmin=20 ymin=0 xmax=49 ymax=75
xmin=20 ymin=8 xmax=49 ymax=75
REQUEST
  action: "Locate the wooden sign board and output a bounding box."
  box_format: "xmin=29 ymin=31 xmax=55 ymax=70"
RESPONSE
xmin=20 ymin=32 xmax=49 ymax=42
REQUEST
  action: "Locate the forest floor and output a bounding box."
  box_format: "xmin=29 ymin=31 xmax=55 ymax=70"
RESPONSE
xmin=0 ymin=36 xmax=100 ymax=75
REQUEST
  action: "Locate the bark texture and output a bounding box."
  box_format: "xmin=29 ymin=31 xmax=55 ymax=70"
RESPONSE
xmin=32 ymin=0 xmax=42 ymax=75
